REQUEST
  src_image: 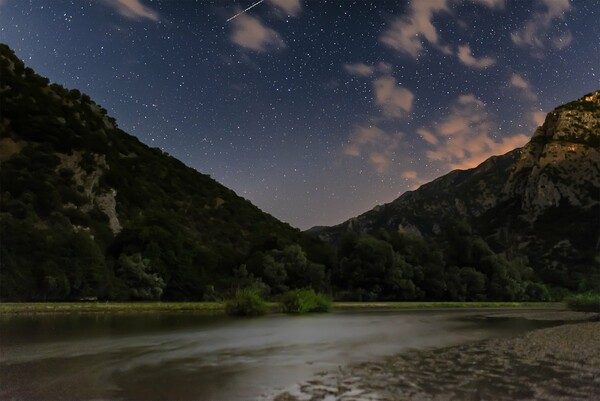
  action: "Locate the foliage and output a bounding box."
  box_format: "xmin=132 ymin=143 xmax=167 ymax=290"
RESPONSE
xmin=0 ymin=44 xmax=330 ymax=302
xmin=566 ymin=293 xmax=600 ymax=313
xmin=225 ymin=288 xmax=267 ymax=316
xmin=0 ymin=44 xmax=597 ymax=304
xmin=280 ymin=289 xmax=331 ymax=313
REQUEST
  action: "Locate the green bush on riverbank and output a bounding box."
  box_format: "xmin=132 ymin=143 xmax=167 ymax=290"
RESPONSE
xmin=280 ymin=289 xmax=331 ymax=313
xmin=566 ymin=293 xmax=600 ymax=313
xmin=225 ymin=289 xmax=267 ymax=316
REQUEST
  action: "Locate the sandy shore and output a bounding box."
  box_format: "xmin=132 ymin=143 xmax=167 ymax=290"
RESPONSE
xmin=272 ymin=313 xmax=599 ymax=401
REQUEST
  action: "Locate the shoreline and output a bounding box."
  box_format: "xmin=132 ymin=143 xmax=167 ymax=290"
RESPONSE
xmin=0 ymin=301 xmax=562 ymax=314
xmin=272 ymin=313 xmax=599 ymax=401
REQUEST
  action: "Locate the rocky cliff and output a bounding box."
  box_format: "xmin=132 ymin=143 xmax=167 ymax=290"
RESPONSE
xmin=317 ymin=91 xmax=600 ymax=276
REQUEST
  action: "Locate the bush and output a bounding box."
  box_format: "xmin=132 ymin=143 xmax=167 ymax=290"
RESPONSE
xmin=280 ymin=289 xmax=331 ymax=314
xmin=225 ymin=288 xmax=267 ymax=316
xmin=566 ymin=293 xmax=600 ymax=313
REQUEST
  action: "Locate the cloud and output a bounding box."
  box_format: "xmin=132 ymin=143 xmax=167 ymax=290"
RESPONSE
xmin=457 ymin=44 xmax=496 ymax=68
xmin=531 ymin=110 xmax=546 ymax=126
xmin=267 ymin=0 xmax=302 ymax=16
xmin=509 ymin=73 xmax=538 ymax=101
xmin=417 ymin=128 xmax=439 ymax=145
xmin=379 ymin=0 xmax=449 ymax=58
xmin=101 ymin=0 xmax=159 ymax=21
xmin=552 ymin=31 xmax=573 ymax=49
xmin=0 ymin=0 xmax=7 ymax=7
xmin=511 ymin=0 xmax=572 ymax=55
xmin=343 ymin=62 xmax=393 ymax=77
xmin=379 ymin=0 xmax=507 ymax=58
xmin=469 ymin=0 xmax=506 ymax=8
xmin=230 ymin=13 xmax=285 ymax=52
xmin=373 ymin=76 xmax=414 ymax=119
xmin=420 ymin=94 xmax=529 ymax=170
xmin=402 ymin=170 xmax=418 ymax=180
xmin=343 ymin=63 xmax=376 ymax=77
xmin=343 ymin=125 xmax=403 ymax=173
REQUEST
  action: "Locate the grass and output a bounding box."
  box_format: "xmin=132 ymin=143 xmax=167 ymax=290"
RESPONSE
xmin=0 ymin=302 xmax=227 ymax=314
xmin=0 ymin=301 xmax=560 ymax=314
xmin=566 ymin=293 xmax=600 ymax=313
xmin=331 ymin=301 xmax=562 ymax=310
xmin=225 ymin=289 xmax=267 ymax=316
xmin=280 ymin=289 xmax=331 ymax=314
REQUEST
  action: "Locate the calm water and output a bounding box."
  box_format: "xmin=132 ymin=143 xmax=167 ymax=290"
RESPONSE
xmin=0 ymin=309 xmax=557 ymax=401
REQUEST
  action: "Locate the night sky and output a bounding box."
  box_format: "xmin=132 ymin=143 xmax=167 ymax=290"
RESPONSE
xmin=1 ymin=0 xmax=598 ymax=229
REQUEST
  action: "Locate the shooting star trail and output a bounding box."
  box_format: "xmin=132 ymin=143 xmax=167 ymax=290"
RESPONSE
xmin=227 ymin=0 xmax=266 ymax=22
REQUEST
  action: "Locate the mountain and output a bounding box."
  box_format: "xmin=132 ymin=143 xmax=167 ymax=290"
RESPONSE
xmin=316 ymin=91 xmax=600 ymax=291
xmin=0 ymin=44 xmax=331 ymax=301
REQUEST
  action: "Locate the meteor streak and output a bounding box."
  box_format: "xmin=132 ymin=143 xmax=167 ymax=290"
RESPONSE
xmin=227 ymin=0 xmax=266 ymax=22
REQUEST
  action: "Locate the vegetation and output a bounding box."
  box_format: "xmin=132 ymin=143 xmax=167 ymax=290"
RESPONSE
xmin=280 ymin=289 xmax=331 ymax=313
xmin=566 ymin=293 xmax=600 ymax=313
xmin=0 ymin=44 xmax=598 ymax=305
xmin=225 ymin=289 xmax=267 ymax=316
xmin=0 ymin=44 xmax=331 ymax=302
xmin=0 ymin=301 xmax=557 ymax=314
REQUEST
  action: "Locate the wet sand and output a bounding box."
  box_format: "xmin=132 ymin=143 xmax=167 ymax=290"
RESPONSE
xmin=273 ymin=312 xmax=599 ymax=401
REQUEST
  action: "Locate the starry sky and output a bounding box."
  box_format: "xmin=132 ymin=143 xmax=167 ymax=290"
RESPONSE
xmin=1 ymin=0 xmax=598 ymax=229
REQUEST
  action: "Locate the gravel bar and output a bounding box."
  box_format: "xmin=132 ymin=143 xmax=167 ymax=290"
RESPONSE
xmin=271 ymin=320 xmax=600 ymax=401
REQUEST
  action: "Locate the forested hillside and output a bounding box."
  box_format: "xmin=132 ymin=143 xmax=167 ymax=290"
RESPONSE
xmin=1 ymin=44 xmax=597 ymax=302
xmin=0 ymin=44 xmax=331 ymax=301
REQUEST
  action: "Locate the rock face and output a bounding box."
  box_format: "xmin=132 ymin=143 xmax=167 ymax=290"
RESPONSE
xmin=317 ymin=91 xmax=600 ymax=270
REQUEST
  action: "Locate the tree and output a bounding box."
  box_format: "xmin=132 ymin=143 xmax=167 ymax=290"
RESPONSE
xmin=116 ymin=253 xmax=165 ymax=300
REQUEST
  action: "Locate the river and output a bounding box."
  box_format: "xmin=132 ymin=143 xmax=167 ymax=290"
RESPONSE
xmin=0 ymin=309 xmax=559 ymax=400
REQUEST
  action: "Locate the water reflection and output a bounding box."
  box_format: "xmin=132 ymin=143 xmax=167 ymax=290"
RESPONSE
xmin=0 ymin=309 xmax=558 ymax=401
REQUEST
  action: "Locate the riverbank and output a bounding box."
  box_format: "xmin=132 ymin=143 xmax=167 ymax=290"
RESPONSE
xmin=0 ymin=301 xmax=560 ymax=314
xmin=273 ymin=314 xmax=599 ymax=401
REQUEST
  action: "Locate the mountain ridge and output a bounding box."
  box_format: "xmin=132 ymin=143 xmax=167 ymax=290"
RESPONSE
xmin=0 ymin=44 xmax=332 ymax=301
xmin=315 ymin=90 xmax=600 ymax=280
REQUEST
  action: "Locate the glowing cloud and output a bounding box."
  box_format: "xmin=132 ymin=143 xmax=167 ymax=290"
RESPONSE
xmin=509 ymin=73 xmax=538 ymax=101
xmin=343 ymin=63 xmax=376 ymax=77
xmin=421 ymin=94 xmax=529 ymax=170
xmin=373 ymin=76 xmax=414 ymax=119
xmin=457 ymin=44 xmax=496 ymax=69
xmin=511 ymin=0 xmax=572 ymax=55
xmin=379 ymin=0 xmax=449 ymax=58
xmin=230 ymin=13 xmax=285 ymax=52
xmin=101 ymin=0 xmax=159 ymax=21
xmin=343 ymin=125 xmax=403 ymax=173
xmin=267 ymin=0 xmax=302 ymax=16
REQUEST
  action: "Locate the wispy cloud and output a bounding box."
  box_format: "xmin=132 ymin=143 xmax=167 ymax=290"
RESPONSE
xmin=101 ymin=0 xmax=159 ymax=21
xmin=267 ymin=0 xmax=302 ymax=16
xmin=230 ymin=13 xmax=285 ymax=52
xmin=373 ymin=76 xmax=414 ymax=119
xmin=469 ymin=0 xmax=506 ymax=8
xmin=379 ymin=0 xmax=449 ymax=58
xmin=379 ymin=0 xmax=507 ymax=59
xmin=343 ymin=62 xmax=392 ymax=77
xmin=343 ymin=63 xmax=376 ymax=77
xmin=417 ymin=128 xmax=439 ymax=145
xmin=509 ymin=73 xmax=538 ymax=101
xmin=457 ymin=44 xmax=496 ymax=69
xmin=552 ymin=31 xmax=573 ymax=50
xmin=511 ymin=0 xmax=572 ymax=56
xmin=421 ymin=95 xmax=529 ymax=170
xmin=343 ymin=125 xmax=403 ymax=173
xmin=531 ymin=110 xmax=546 ymax=126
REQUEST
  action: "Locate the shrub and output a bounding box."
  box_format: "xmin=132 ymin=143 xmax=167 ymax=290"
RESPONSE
xmin=225 ymin=288 xmax=267 ymax=316
xmin=566 ymin=293 xmax=600 ymax=313
xmin=280 ymin=289 xmax=331 ymax=314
